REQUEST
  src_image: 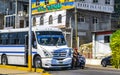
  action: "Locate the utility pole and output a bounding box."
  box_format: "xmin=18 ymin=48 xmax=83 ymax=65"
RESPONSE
xmin=15 ymin=0 xmax=17 ymax=28
xmin=69 ymin=17 xmax=73 ymax=47
xmin=15 ymin=0 xmax=17 ymax=15
xmin=28 ymin=0 xmax=32 ymax=71
xmin=75 ymin=2 xmax=78 ymax=49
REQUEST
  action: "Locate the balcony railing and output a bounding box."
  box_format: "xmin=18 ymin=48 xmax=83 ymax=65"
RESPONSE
xmin=93 ymin=23 xmax=112 ymax=32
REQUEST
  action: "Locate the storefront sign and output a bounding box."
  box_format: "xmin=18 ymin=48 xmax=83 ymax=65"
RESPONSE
xmin=32 ymin=0 xmax=74 ymax=14
xmin=76 ymin=2 xmax=114 ymax=13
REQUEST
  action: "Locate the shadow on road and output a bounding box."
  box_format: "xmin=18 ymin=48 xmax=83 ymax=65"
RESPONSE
xmin=44 ymin=67 xmax=86 ymax=71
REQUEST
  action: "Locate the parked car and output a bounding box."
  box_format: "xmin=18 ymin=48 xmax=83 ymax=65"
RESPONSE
xmin=101 ymin=56 xmax=112 ymax=67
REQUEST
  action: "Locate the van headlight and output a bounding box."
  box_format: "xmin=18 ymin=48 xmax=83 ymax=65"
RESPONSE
xmin=43 ymin=50 xmax=51 ymax=57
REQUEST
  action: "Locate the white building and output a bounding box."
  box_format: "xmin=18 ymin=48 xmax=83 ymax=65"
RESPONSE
xmin=86 ymin=30 xmax=113 ymax=65
xmin=92 ymin=31 xmax=113 ymax=59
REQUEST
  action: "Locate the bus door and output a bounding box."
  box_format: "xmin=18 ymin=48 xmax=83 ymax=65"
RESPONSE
xmin=25 ymin=35 xmax=28 ymax=64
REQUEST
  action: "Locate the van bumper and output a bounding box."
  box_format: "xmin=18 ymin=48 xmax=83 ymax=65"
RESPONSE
xmin=42 ymin=57 xmax=72 ymax=68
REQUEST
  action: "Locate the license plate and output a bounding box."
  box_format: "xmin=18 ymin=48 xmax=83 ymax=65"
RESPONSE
xmin=59 ymin=61 xmax=63 ymax=64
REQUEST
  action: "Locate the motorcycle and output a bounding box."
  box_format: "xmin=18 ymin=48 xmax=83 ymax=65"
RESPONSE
xmin=77 ymin=54 xmax=86 ymax=69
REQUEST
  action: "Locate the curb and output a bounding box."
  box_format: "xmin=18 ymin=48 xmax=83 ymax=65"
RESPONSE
xmin=41 ymin=72 xmax=51 ymax=75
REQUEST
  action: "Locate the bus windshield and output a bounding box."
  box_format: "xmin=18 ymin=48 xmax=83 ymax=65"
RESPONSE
xmin=36 ymin=31 xmax=66 ymax=46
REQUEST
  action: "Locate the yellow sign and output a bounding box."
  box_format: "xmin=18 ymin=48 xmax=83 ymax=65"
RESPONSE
xmin=32 ymin=0 xmax=74 ymax=14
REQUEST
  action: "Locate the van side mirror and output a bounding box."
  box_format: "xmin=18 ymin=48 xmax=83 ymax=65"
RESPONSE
xmin=33 ymin=41 xmax=37 ymax=49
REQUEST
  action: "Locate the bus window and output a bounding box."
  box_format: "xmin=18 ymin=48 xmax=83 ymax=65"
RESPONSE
xmin=18 ymin=32 xmax=27 ymax=44
xmin=9 ymin=33 xmax=17 ymax=44
xmin=1 ymin=33 xmax=8 ymax=45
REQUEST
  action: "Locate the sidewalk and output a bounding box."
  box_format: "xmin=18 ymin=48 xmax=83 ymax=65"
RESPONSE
xmin=0 ymin=65 xmax=51 ymax=75
xmin=0 ymin=68 xmax=40 ymax=75
xmin=86 ymin=64 xmax=120 ymax=71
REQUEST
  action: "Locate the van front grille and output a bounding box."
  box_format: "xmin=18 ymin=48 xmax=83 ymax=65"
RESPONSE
xmin=52 ymin=51 xmax=67 ymax=58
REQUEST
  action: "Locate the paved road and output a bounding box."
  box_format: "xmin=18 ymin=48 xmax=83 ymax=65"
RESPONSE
xmin=47 ymin=66 xmax=120 ymax=75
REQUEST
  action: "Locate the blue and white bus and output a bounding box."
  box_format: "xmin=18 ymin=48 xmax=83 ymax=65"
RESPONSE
xmin=0 ymin=26 xmax=73 ymax=68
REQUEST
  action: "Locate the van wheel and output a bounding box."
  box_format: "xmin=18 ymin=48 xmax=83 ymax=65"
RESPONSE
xmin=1 ymin=55 xmax=8 ymax=65
xmin=34 ymin=56 xmax=42 ymax=68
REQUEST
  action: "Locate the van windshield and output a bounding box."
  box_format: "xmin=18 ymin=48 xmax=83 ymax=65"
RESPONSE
xmin=36 ymin=31 xmax=66 ymax=46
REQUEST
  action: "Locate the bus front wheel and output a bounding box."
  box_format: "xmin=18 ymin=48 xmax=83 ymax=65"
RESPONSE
xmin=34 ymin=56 xmax=42 ymax=68
xmin=1 ymin=55 xmax=8 ymax=65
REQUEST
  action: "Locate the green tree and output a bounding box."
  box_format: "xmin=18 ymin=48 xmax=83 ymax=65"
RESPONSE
xmin=110 ymin=30 xmax=120 ymax=69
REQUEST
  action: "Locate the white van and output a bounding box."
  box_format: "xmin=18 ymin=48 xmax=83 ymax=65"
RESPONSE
xmin=0 ymin=26 xmax=72 ymax=68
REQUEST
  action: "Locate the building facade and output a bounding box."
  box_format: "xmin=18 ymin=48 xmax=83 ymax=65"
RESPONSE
xmin=92 ymin=0 xmax=120 ymax=59
xmin=1 ymin=0 xmax=114 ymax=57
xmin=31 ymin=0 xmax=114 ymax=49
xmin=75 ymin=0 xmax=114 ymax=46
xmin=0 ymin=0 xmax=29 ymax=29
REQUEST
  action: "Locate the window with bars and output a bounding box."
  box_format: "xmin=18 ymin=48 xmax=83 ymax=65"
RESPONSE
xmin=77 ymin=16 xmax=85 ymax=23
xmin=40 ymin=16 xmax=44 ymax=25
xmin=105 ymin=0 xmax=110 ymax=4
xmin=104 ymin=35 xmax=110 ymax=43
xmin=93 ymin=0 xmax=98 ymax=3
xmin=92 ymin=16 xmax=99 ymax=24
xmin=5 ymin=15 xmax=15 ymax=27
xmin=58 ymin=14 xmax=62 ymax=23
xmin=49 ymin=15 xmax=53 ymax=24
